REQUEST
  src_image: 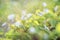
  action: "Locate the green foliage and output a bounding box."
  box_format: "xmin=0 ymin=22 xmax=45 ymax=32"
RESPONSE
xmin=0 ymin=0 xmax=60 ymax=40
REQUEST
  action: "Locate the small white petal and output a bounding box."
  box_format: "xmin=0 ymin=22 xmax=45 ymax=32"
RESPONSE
xmin=21 ymin=16 xmax=24 ymax=20
xmin=27 ymin=13 xmax=32 ymax=18
xmin=20 ymin=10 xmax=27 ymax=20
xmin=2 ymin=22 xmax=7 ymax=27
xmin=29 ymin=27 xmax=36 ymax=33
xmin=20 ymin=16 xmax=26 ymax=20
xmin=2 ymin=22 xmax=10 ymax=33
xmin=14 ymin=21 xmax=22 ymax=27
xmin=44 ymin=25 xmax=49 ymax=31
xmin=42 ymin=2 xmax=47 ymax=7
xmin=43 ymin=8 xmax=49 ymax=13
xmin=22 ymin=10 xmax=26 ymax=15
xmin=21 ymin=13 xmax=32 ymax=20
xmin=54 ymin=6 xmax=58 ymax=12
xmin=38 ymin=12 xmax=44 ymax=16
xmin=8 ymin=14 xmax=15 ymax=20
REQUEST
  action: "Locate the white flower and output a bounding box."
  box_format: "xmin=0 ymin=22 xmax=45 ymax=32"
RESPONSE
xmin=8 ymin=14 xmax=15 ymax=20
xmin=29 ymin=27 xmax=36 ymax=33
xmin=44 ymin=25 xmax=49 ymax=31
xmin=22 ymin=10 xmax=26 ymax=15
xmin=2 ymin=22 xmax=10 ymax=33
xmin=14 ymin=21 xmax=22 ymax=27
xmin=26 ymin=13 xmax=32 ymax=18
xmin=42 ymin=2 xmax=47 ymax=7
xmin=54 ymin=6 xmax=58 ymax=12
xmin=21 ymin=13 xmax=32 ymax=20
xmin=43 ymin=8 xmax=49 ymax=13
xmin=2 ymin=22 xmax=10 ymax=31
xmin=20 ymin=16 xmax=26 ymax=20
xmin=20 ymin=10 xmax=27 ymax=20
xmin=2 ymin=22 xmax=7 ymax=27
xmin=38 ymin=12 xmax=44 ymax=16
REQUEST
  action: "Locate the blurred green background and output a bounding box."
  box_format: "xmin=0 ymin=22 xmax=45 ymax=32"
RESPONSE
xmin=0 ymin=0 xmax=60 ymax=40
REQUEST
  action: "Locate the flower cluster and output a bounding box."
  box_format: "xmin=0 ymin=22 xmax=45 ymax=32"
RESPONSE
xmin=0 ymin=0 xmax=60 ymax=40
